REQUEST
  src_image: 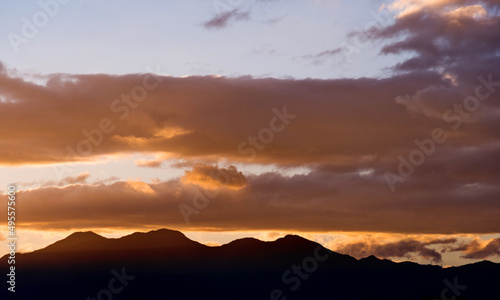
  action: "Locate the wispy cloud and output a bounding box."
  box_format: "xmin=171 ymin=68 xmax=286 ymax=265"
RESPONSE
xmin=203 ymin=9 xmax=250 ymax=29
xmin=300 ymin=48 xmax=343 ymax=65
xmin=134 ymin=159 xmax=163 ymax=168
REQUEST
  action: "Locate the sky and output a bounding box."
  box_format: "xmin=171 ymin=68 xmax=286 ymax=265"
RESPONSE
xmin=0 ymin=0 xmax=499 ymax=267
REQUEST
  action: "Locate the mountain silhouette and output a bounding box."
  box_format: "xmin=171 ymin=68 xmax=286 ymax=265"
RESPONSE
xmin=36 ymin=231 xmax=107 ymax=253
xmin=1 ymin=229 xmax=498 ymax=300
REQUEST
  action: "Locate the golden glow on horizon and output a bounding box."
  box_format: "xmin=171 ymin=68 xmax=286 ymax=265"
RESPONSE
xmin=1 ymin=228 xmax=498 ymax=267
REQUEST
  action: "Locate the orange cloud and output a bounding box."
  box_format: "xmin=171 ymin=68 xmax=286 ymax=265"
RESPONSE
xmin=58 ymin=172 xmax=90 ymax=186
xmin=134 ymin=159 xmax=163 ymax=168
xmin=181 ymin=164 xmax=248 ymax=190
xmin=0 ymin=67 xmax=452 ymax=166
xmin=1 ymin=169 xmax=498 ymax=234
xmin=18 ymin=172 xmax=91 ymax=189
xmin=452 ymin=237 xmax=500 ymax=259
xmin=125 ymin=181 xmax=156 ymax=195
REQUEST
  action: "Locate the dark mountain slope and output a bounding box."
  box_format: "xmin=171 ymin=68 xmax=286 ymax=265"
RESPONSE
xmin=0 ymin=229 xmax=498 ymax=300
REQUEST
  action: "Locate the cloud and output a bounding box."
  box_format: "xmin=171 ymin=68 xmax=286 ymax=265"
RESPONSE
xmin=58 ymin=172 xmax=90 ymax=186
xmin=0 ymin=69 xmax=455 ymax=166
xmin=90 ymin=176 xmax=120 ymax=185
xmin=394 ymin=85 xmax=466 ymax=119
xmin=3 ymin=166 xmax=499 ymax=233
xmin=357 ymin=0 xmax=500 ymax=75
xmin=181 ymin=164 xmax=248 ymax=190
xmin=26 ymin=172 xmax=91 ymax=188
xmin=386 ymin=0 xmax=488 ymax=19
xmin=134 ymin=159 xmax=163 ymax=168
xmin=303 ymin=0 xmax=500 ymax=73
xmin=203 ymin=9 xmax=250 ymax=29
xmin=452 ymin=237 xmax=500 ymax=259
xmin=300 ymin=48 xmax=343 ymax=65
xmin=335 ymin=238 xmax=457 ymax=263
xmin=125 ymin=180 xmax=156 ymax=195
xmin=262 ymin=231 xmax=285 ymax=240
xmin=202 ymin=0 xmax=282 ymax=29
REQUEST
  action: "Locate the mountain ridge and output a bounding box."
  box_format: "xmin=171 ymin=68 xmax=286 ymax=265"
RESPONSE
xmin=2 ymin=228 xmax=496 ymax=268
xmin=1 ymin=228 xmax=498 ymax=300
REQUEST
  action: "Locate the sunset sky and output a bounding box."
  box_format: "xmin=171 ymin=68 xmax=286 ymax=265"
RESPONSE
xmin=1 ymin=0 xmax=499 ymax=267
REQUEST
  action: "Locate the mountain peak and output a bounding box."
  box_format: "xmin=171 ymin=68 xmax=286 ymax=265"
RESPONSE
xmin=117 ymin=228 xmax=205 ymax=250
xmin=121 ymin=228 xmax=189 ymax=242
xmin=221 ymin=237 xmax=264 ymax=248
xmin=66 ymin=231 xmax=104 ymax=240
xmin=147 ymin=228 xmax=187 ymax=237
xmin=38 ymin=231 xmax=106 ymax=253
xmin=282 ymin=234 xmax=309 ymax=241
xmin=275 ymin=234 xmax=318 ymax=248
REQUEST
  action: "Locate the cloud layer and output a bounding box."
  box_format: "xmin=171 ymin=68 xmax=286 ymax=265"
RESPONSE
xmin=4 ymin=165 xmax=499 ymax=234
